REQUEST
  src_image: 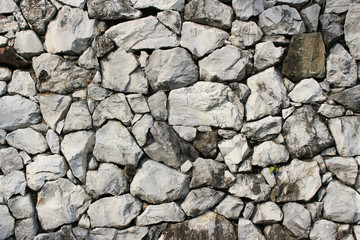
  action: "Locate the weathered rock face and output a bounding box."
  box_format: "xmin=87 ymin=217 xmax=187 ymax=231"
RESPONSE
xmin=252 ymin=141 xmax=289 ymax=167
xmin=87 ymin=0 xmax=142 ymax=20
xmin=0 ymin=205 xmax=15 ymax=239
xmin=189 ymin=157 xmax=226 ymax=189
xmin=325 ymin=157 xmax=358 ymax=186
xmin=288 ymin=78 xmax=326 ymax=103
xmin=6 ymin=128 xmax=48 ymax=155
xmin=310 ymin=219 xmax=338 ymax=240
xmin=131 ymin=0 xmax=185 ymax=11
xmin=238 ymin=218 xmax=266 ymax=240
xmin=232 ymin=0 xmax=264 ymax=20
xmin=330 ymin=86 xmax=360 ymax=113
xmin=282 ymin=202 xmax=311 ymax=239
xmin=320 ymin=13 xmax=344 ymax=47
xmin=254 ymin=41 xmax=284 ymax=71
xmin=344 ymin=3 xmax=360 ymax=60
xmin=137 ymin=202 xmax=185 ymax=226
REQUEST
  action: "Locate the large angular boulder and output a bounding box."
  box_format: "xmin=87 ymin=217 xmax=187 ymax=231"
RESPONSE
xmin=6 ymin=128 xmax=48 ymax=155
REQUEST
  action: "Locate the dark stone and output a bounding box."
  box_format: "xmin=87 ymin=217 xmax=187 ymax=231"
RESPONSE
xmin=94 ymin=35 xmax=115 ymax=58
xmin=264 ymin=224 xmax=297 ymax=240
xmin=87 ymin=0 xmax=142 ymax=20
xmin=143 ymin=121 xmax=199 ymax=169
xmin=0 ymin=47 xmax=31 ymax=69
xmin=320 ymin=14 xmax=344 ymax=47
xmin=282 ymin=32 xmax=326 ymax=81
xmin=193 ymin=131 xmax=219 ymax=158
xmin=330 ymin=85 xmax=360 ymax=113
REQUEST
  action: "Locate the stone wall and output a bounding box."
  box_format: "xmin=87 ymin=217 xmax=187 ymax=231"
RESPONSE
xmin=0 ymin=0 xmax=360 ymax=239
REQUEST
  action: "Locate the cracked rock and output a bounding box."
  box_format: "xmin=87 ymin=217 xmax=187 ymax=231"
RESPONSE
xmin=344 ymin=3 xmax=360 ymax=60
xmin=229 ymin=20 xmax=263 ymax=48
xmin=6 ymin=128 xmax=48 ymax=155
xmin=252 ymin=201 xmax=283 ymax=224
xmin=136 ymin=202 xmax=185 ymax=226
xmin=325 ymin=157 xmax=358 ymax=186
xmin=282 ymin=202 xmax=311 ymax=239
xmin=238 ymin=218 xmax=266 ymax=240
xmin=232 ymin=0 xmax=265 ymax=20
xmin=87 ymin=0 xmax=142 ymax=20
xmin=190 ymin=158 xmax=228 ymax=189
xmin=63 ymin=101 xmax=92 ymax=133
xmin=254 ymin=41 xmax=284 ymax=71
xmin=252 ymin=141 xmax=289 ymax=167
xmin=241 ymin=116 xmax=283 ymax=141
xmin=157 ymin=10 xmax=182 ymax=35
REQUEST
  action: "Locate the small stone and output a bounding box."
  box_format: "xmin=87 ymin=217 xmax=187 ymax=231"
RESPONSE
xmin=93 ymin=35 xmax=115 ymax=58
xmin=78 ymin=47 xmax=99 ymax=70
xmin=0 ymin=36 xmax=7 ymax=47
xmin=87 ymin=0 xmax=142 ymax=20
xmin=190 ymin=158 xmax=227 ymax=189
xmin=6 ymin=128 xmax=48 ymax=155
xmin=14 ymin=30 xmax=43 ymax=59
xmin=218 ymin=129 xmax=237 ymax=139
xmin=157 ymin=10 xmax=182 ymax=34
xmin=63 ymin=101 xmax=92 ymax=133
xmin=0 ymin=81 xmax=6 ymax=96
xmin=252 ymin=202 xmax=283 ymax=224
xmin=148 ymin=90 xmax=168 ymax=121
xmin=0 ymin=170 xmax=26 ymax=200
xmin=254 ymin=41 xmax=284 ymax=71
xmin=7 ymin=70 xmax=37 ymax=97
xmin=232 ymin=0 xmax=265 ymax=20
xmin=252 ymin=141 xmax=289 ymax=167
xmin=19 ymin=151 xmax=31 ymax=165
xmin=173 ymin=126 xmax=197 ymax=142
xmin=8 ymin=194 xmax=35 ymax=219
xmin=264 ymin=224 xmax=297 ymax=240
xmin=344 ymin=3 xmax=360 ymax=60
xmin=318 ymin=103 xmax=346 ymax=118
xmin=0 ymin=67 xmax=12 ymax=81
xmin=289 ymin=78 xmax=326 ymax=103
xmin=229 ymin=20 xmax=263 ymax=48
xmin=282 ymin=107 xmax=295 ymax=119
xmin=261 ymin=168 xmax=276 ymax=187
xmin=241 ymin=116 xmax=283 ymax=141
xmin=0 ymin=147 xmax=23 ymax=174
xmin=300 ymin=4 xmax=321 ymax=32
xmin=180 ymin=160 xmax=193 ymax=173
xmin=325 ymin=157 xmax=358 ymax=186
xmin=321 ymin=146 xmax=338 ymax=156
xmin=0 ymin=16 xmax=19 ymax=34
xmin=87 ymin=84 xmax=111 ymax=101
xmin=46 ymin=129 xmax=60 ymax=154
xmin=137 ymin=202 xmax=185 ymax=226
xmin=325 ymin=0 xmax=351 ymax=14
xmin=283 ymin=202 xmax=311 ymax=239
xmin=21 ymin=0 xmax=57 ymax=33
xmin=306 ymin=202 xmax=323 ymax=222
xmin=132 ymin=114 xmax=154 ymax=147
xmin=126 ymin=94 xmax=149 ymax=114
xmin=215 ymin=195 xmax=244 ymax=220
xmin=238 ymin=218 xmax=266 ymax=240
xmin=320 ymin=14 xmax=344 ymax=47
xmin=310 ymin=219 xmax=337 ymax=240
xmin=0 ymin=205 xmax=15 ymax=240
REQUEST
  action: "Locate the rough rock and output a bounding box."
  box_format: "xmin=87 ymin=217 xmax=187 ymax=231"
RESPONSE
xmin=159 ymin=212 xmax=236 ymax=240
xmin=310 ymin=219 xmax=338 ymax=240
xmin=282 ymin=202 xmax=311 ymax=239
xmin=264 ymin=224 xmax=297 ymax=240
xmin=323 ymin=181 xmax=360 ymax=223
xmin=26 ymin=154 xmax=68 ymax=191
xmin=184 ymin=0 xmax=234 ymax=29
xmin=126 ymin=94 xmax=149 ymax=114
xmin=36 ymin=178 xmax=91 ymax=230
xmin=242 ymin=202 xmax=255 ymax=219
xmin=229 ymin=20 xmax=263 ymax=48
xmin=0 ymin=147 xmax=23 ymax=174
xmin=105 ymin=16 xmax=179 ymax=51
xmin=130 ymin=160 xmax=190 ymax=204
xmin=45 ymin=6 xmax=97 ymax=54
xmin=14 ymin=30 xmax=44 ymax=58
xmin=0 ymin=205 xmax=15 ymax=240
xmin=33 ymin=53 xmax=93 ymax=94
xmin=88 ymin=194 xmax=142 ymax=228
xmin=15 ymin=217 xmax=39 ymax=240
xmin=271 ymin=159 xmax=322 ymax=202
xmin=0 ymin=0 xmax=18 ymax=14
xmin=331 ymin=86 xmax=360 ymax=113
xmin=137 ymin=202 xmax=185 ymax=226
xmin=318 ymin=103 xmax=345 ymax=118
xmin=87 ymin=84 xmax=112 ymax=101
xmin=328 ymin=116 xmax=360 ymax=156
xmin=199 ymin=45 xmax=252 ymax=82
xmin=344 ymin=3 xmax=360 ymax=60
xmin=8 ymin=70 xmax=37 ymax=97
xmin=100 ymin=48 xmax=147 ymax=93
xmin=245 ymin=67 xmax=288 ymax=121
xmin=63 ymin=101 xmax=92 ymax=133
xmin=218 ymin=134 xmax=250 ymax=172
xmin=283 ymin=106 xmax=334 ymax=158
xmin=252 ymin=202 xmax=283 ymax=224
xmin=132 ymin=114 xmax=154 ymax=146
xmin=0 ymin=95 xmax=41 ymax=131
xmin=282 ymin=33 xmax=326 ymax=81
xmin=0 ymin=16 xmax=19 ymax=34
xmin=93 ymin=35 xmax=115 ymax=58
xmin=0 ymin=46 xmax=31 ymax=69
xmin=131 ymin=0 xmax=184 ymax=11
xmin=157 ymin=10 xmax=182 ymax=34
xmin=8 ymin=194 xmax=35 ymax=219
xmin=325 ymin=157 xmax=358 ymax=185
xmin=145 ymin=47 xmax=198 ymax=91
xmin=254 ymin=41 xmax=284 ymax=71
xmin=327 ymin=44 xmax=357 ymax=88
xmin=275 ymin=0 xmax=309 ymax=8
xmin=148 ymin=90 xmax=167 ymax=121
xmin=190 ymin=158 xmax=227 ymax=189
xmin=289 ymin=78 xmax=326 ymax=103
xmin=169 ymin=82 xmax=244 ymax=130
xmin=173 ymin=126 xmax=196 ymax=142
xmin=241 ymin=116 xmax=283 ymax=141
xmin=306 ymin=201 xmax=323 ymax=222
xmin=0 ymin=67 xmax=11 ymax=81
xmin=238 ymin=218 xmax=266 ymax=240
xmin=61 ymin=131 xmax=95 ymax=183
xmin=0 ymin=170 xmax=26 ymax=200
xmin=87 ymin=0 xmax=142 ymax=20
xmin=320 ymin=14 xmax=343 ymax=47
xmin=215 ymin=195 xmax=244 ymax=220
xmin=78 ymin=47 xmax=99 ymax=70
xmin=325 ymin=0 xmax=351 ymax=14
xmin=252 ymin=141 xmax=289 ymax=167
xmin=180 ymin=21 xmax=229 ymax=58
xmin=229 ymin=173 xmax=271 ymax=202
xmin=58 ymin=0 xmax=87 ymax=8
xmin=258 ymin=5 xmax=305 ymax=35
xmin=6 ymin=128 xmax=48 ymax=155
xmin=93 ymin=121 xmax=143 ymax=166
xmin=86 ymin=163 xmax=129 ymax=198
xmin=300 ymin=4 xmax=321 ymax=32
xmin=232 ymin=0 xmax=265 ymax=20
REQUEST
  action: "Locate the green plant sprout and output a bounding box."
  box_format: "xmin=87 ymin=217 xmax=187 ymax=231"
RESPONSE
xmin=269 ymin=165 xmax=279 ymax=174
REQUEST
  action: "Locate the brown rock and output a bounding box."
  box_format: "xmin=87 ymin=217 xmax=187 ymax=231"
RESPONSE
xmin=282 ymin=32 xmax=326 ymax=81
xmin=264 ymin=224 xmax=297 ymax=240
xmin=330 ymin=85 xmax=360 ymax=113
xmin=193 ymin=132 xmax=219 ymax=158
xmin=0 ymin=47 xmax=31 ymax=69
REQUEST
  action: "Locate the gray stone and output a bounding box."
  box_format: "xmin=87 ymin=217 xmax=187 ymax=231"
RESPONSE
xmin=130 ymin=160 xmax=190 ymax=204
xmin=87 ymin=0 xmax=142 ymax=20
xmin=283 ymin=202 xmax=311 ymax=239
xmin=252 ymin=141 xmax=289 ymax=167
xmin=325 ymin=0 xmax=351 ymax=14
xmin=241 ymin=116 xmax=283 ymax=141
xmin=192 ymin=131 xmax=218 ymax=158
xmin=126 ymin=94 xmax=149 ymax=114
xmin=61 ymin=131 xmax=95 ymax=183
xmin=169 ymin=82 xmax=244 ymax=130
xmin=132 ymin=114 xmax=153 ymax=146
xmin=254 ymin=41 xmax=284 ymax=71
xmin=283 ymin=106 xmax=334 ymax=158
xmin=93 ymin=121 xmax=143 ymax=166
xmin=229 ymin=173 xmax=271 ymax=202
xmin=45 ymin=6 xmax=97 ymax=54
xmin=320 ymin=14 xmax=344 ymax=47
xmin=345 ymin=3 xmax=360 ymax=60
xmin=36 ymin=94 xmax=72 ymax=130
xmin=8 ymin=194 xmax=35 ymax=219
xmin=173 ymin=126 xmax=196 ymax=142
xmin=184 ymin=0 xmax=233 ymax=29
xmin=300 ymin=4 xmax=321 ymax=32
xmin=310 ymin=219 xmax=338 ymax=240
xmin=199 ymin=45 xmax=252 ymax=82
xmin=92 ymin=94 xmax=134 ymax=127
xmin=190 ymin=158 xmax=227 ymax=189
xmin=0 ymin=205 xmax=15 ymax=240
xmin=0 ymin=0 xmax=18 ymax=14
xmin=323 ymin=180 xmax=360 ymax=223
xmin=181 ymin=187 xmax=225 ymax=217
xmin=238 ymin=218 xmax=266 ymax=240
xmin=93 ymin=35 xmax=115 ymax=58
xmin=0 ymin=67 xmax=12 ymax=81
xmin=14 ymin=30 xmax=43 ymax=58
xmin=318 ymin=103 xmax=346 ymax=118
xmin=229 ymin=20 xmax=263 ymax=48
xmin=137 ymin=202 xmax=185 ymax=226
xmin=232 ymin=0 xmax=265 ymax=20
xmin=245 ymin=67 xmax=289 ymax=121
xmin=106 ymin=16 xmax=179 ymax=51
xmin=157 ymin=10 xmax=182 ymax=34
xmin=8 ymin=70 xmax=37 ymax=97
xmin=275 ymin=0 xmax=309 ymax=8
xmin=37 ymin=178 xmax=91 ymax=230
xmin=327 ymin=44 xmax=357 ymax=88
xmin=145 ymin=47 xmax=198 ymax=91
xmin=63 ymin=101 xmax=92 ymax=133
xmin=271 ymin=159 xmax=322 ymax=202
xmin=264 ymin=224 xmax=297 ymax=240
xmin=26 ymin=154 xmax=67 ymax=191
xmin=218 ymin=129 xmax=237 ymax=139
xmin=328 ymin=116 xmax=360 ymax=156
xmin=88 ymin=194 xmax=142 ymax=228
xmin=325 ymin=157 xmax=358 ymax=186
xmin=15 ymin=217 xmax=39 ymax=240
xmin=331 ymin=85 xmax=360 ymax=113
xmin=0 ymin=147 xmax=23 ymax=174
xmin=131 ymin=0 xmax=184 ymax=11
xmin=117 ymin=226 xmax=149 ymax=240
xmin=0 ymin=95 xmax=41 ymax=131
xmin=289 ymin=78 xmax=326 ymax=103
xmin=100 ymin=48 xmax=147 ymax=94
xmin=87 ymin=84 xmax=111 ymax=101
xmin=58 ymin=0 xmax=86 ymax=8
xmin=46 ymin=129 xmax=60 ymax=154
xmin=215 ymin=195 xmax=244 ymax=220
xmin=6 ymin=128 xmax=48 ymax=155
xmin=306 ymin=201 xmax=323 ymax=222
xmin=242 ymin=202 xmax=255 ymax=218
xmin=0 ymin=16 xmax=19 ymax=34
xmin=0 ymin=170 xmax=26 ymax=200
xmin=180 ymin=21 xmax=229 ymax=58
xmin=0 ymin=129 xmax=6 ymax=145
xmin=252 ymin=202 xmax=283 ymax=224
xmin=0 ymin=36 xmax=7 ymax=47
xmin=78 ymin=47 xmax=99 ymax=70
xmin=86 ymin=163 xmax=129 ymax=199
xmin=148 ymin=90 xmax=168 ymax=121
xmin=33 ymin=53 xmax=93 ymax=94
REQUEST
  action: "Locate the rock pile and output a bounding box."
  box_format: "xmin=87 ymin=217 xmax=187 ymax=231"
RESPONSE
xmin=0 ymin=0 xmax=360 ymax=239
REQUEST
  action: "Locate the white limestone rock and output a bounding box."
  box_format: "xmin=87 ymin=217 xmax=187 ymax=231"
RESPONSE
xmin=45 ymin=6 xmax=97 ymax=54
xmin=238 ymin=218 xmax=266 ymax=240
xmin=325 ymin=0 xmax=351 ymax=14
xmin=0 ymin=36 xmax=7 ymax=47
xmin=0 ymin=147 xmax=23 ymax=174
xmin=26 ymin=154 xmax=67 ymax=191
xmin=0 ymin=205 xmax=15 ymax=240
xmin=0 ymin=67 xmax=12 ymax=81
xmin=36 ymin=178 xmax=91 ymax=230
xmin=275 ymin=0 xmax=309 ymax=8
xmin=241 ymin=116 xmax=283 ymax=141
xmin=126 ymin=94 xmax=149 ymax=114
xmin=289 ymin=78 xmax=326 ymax=103
xmin=320 ymin=13 xmax=344 ymax=47
xmin=7 ymin=70 xmax=37 ymax=97
xmin=6 ymin=128 xmax=48 ymax=155
xmin=78 ymin=47 xmax=99 ymax=70
xmin=15 ymin=217 xmax=39 ymax=240
xmin=310 ymin=219 xmax=338 ymax=240
xmin=137 ymin=202 xmax=185 ymax=226
xmin=131 ymin=0 xmax=184 ymax=11
xmin=168 ymin=82 xmax=244 ymax=130
xmin=180 ymin=21 xmax=229 ymax=58
xmin=229 ymin=20 xmax=263 ymax=48
xmin=254 ymin=41 xmax=284 ymax=71
xmin=0 ymin=0 xmax=18 ymax=14
xmin=252 ymin=141 xmax=289 ymax=167
xmin=63 ymin=101 xmax=92 ymax=133
xmin=8 ymin=194 xmax=35 ymax=219
xmin=157 ymin=10 xmax=182 ymax=34
xmin=0 ymin=170 xmax=26 ymax=200
xmin=93 ymin=121 xmax=143 ymax=167
xmin=252 ymin=202 xmax=283 ymax=224
xmin=306 ymin=201 xmax=323 ymax=222
xmin=325 ymin=157 xmax=358 ymax=186
xmin=344 ymin=3 xmax=360 ymax=60
xmin=300 ymin=4 xmax=321 ymax=32
xmin=132 ymin=114 xmax=154 ymax=147
xmin=148 ymin=91 xmax=168 ymax=121
xmin=14 ymin=30 xmax=44 ymax=58
xmin=232 ymin=0 xmax=265 ymax=20
xmin=0 ymin=16 xmax=19 ymax=34
xmin=215 ymin=195 xmax=244 ymax=220
xmin=46 ymin=129 xmax=60 ymax=154
xmin=87 ymin=0 xmax=142 ymax=20
xmin=173 ymin=126 xmax=197 ymax=142
xmin=283 ymin=202 xmax=311 ymax=239
xmin=318 ymin=103 xmax=346 ymax=118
